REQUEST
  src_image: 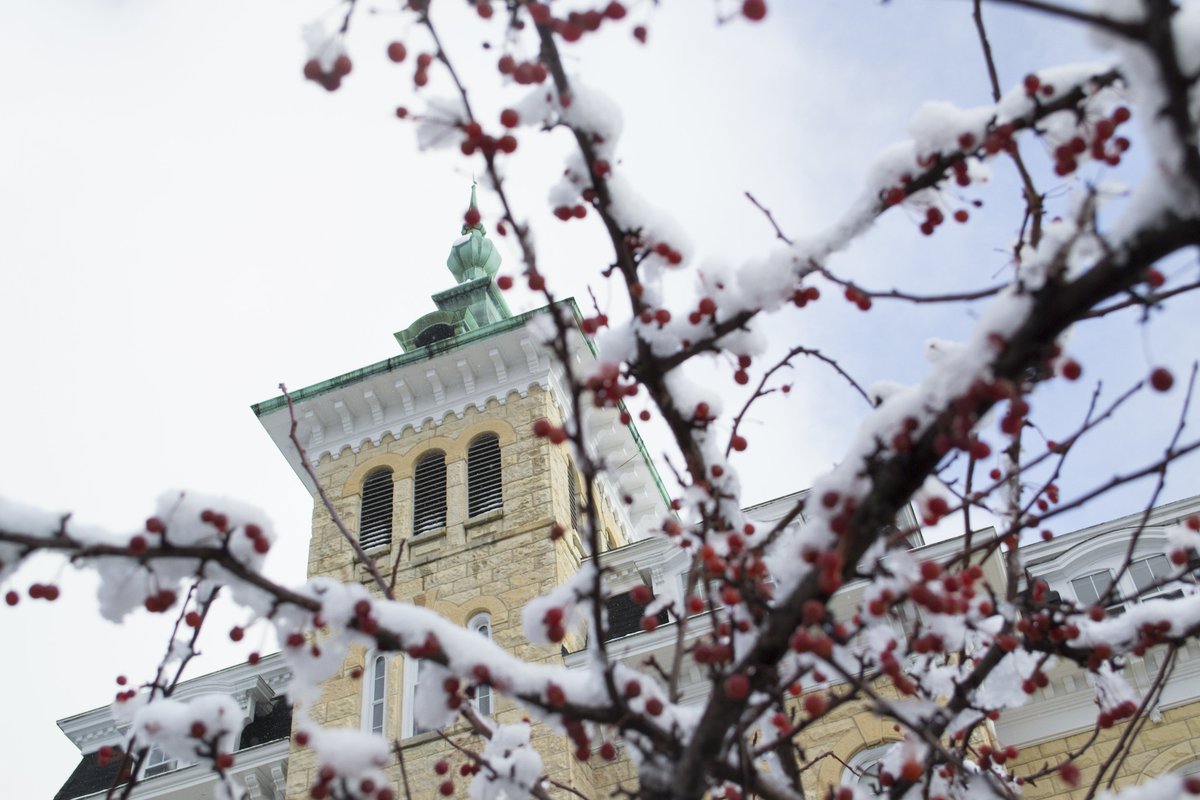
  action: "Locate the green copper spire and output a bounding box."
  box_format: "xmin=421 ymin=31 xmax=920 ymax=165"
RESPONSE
xmin=447 ymin=181 xmax=501 ymax=284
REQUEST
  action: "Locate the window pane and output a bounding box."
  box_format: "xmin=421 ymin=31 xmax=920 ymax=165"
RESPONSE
xmin=471 ymin=615 xmax=492 ymax=715
xmin=1072 ymin=570 xmax=1113 ymax=606
xmin=371 ymin=655 xmax=386 ymax=735
xmin=1130 ymin=555 xmax=1170 ymax=593
xmin=412 ymin=660 xmax=434 ymax=735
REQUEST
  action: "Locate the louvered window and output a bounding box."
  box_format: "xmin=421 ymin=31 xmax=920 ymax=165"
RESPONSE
xmin=413 ymin=451 xmax=447 ymax=534
xmin=360 ymin=468 xmax=394 ymax=550
xmin=567 ymin=463 xmax=580 ymax=532
xmin=467 ymin=434 xmax=503 ymax=517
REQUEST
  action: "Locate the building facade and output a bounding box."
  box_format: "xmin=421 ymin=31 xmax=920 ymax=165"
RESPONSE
xmin=54 ymin=198 xmax=1200 ymax=799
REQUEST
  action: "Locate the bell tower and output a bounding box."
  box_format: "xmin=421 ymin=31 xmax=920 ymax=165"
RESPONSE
xmin=253 ymin=188 xmax=668 ymax=798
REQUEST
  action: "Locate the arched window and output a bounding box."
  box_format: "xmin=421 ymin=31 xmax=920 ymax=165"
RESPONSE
xmin=360 ymin=468 xmax=394 ymax=550
xmin=841 ymin=743 xmax=893 ymax=793
xmin=467 ymin=434 xmax=503 ymax=517
xmin=413 ymin=451 xmax=447 ymax=534
xmin=469 ymin=613 xmax=492 ymax=715
xmin=366 ymin=653 xmax=387 ymax=735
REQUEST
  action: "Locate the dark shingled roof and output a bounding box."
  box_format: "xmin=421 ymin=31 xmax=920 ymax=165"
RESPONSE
xmin=54 ymin=701 xmax=293 ymax=800
xmin=605 ymin=588 xmax=668 ymax=641
xmin=53 ymin=750 xmax=126 ymax=800
xmin=239 ymin=699 xmax=292 ymax=750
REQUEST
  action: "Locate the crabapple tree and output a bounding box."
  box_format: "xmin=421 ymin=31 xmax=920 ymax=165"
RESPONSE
xmin=4 ymin=1 xmax=1200 ymax=800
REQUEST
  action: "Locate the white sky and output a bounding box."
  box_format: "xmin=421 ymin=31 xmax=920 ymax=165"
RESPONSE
xmin=2 ymin=2 xmax=1198 ymax=796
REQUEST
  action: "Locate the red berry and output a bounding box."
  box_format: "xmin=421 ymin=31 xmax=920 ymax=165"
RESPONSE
xmin=190 ymin=721 xmax=207 ymax=738
xmin=387 ymin=42 xmax=407 ymax=63
xmin=723 ymin=673 xmax=750 ymax=700
xmin=216 ymin=753 xmax=234 ymax=770
xmin=439 ymin=780 xmax=454 ymax=796
xmin=632 ymin=25 xmax=647 ymax=43
xmin=803 ymin=694 xmax=827 ymax=716
xmin=1150 ymin=367 xmax=1174 ymax=392
xmin=500 ymin=108 xmax=519 ymax=128
xmin=742 ymin=0 xmax=767 ymax=20
xmin=464 ymin=207 xmax=481 ymax=227
xmin=644 ymin=697 xmax=663 ymax=715
xmin=496 ymin=275 xmax=513 ymax=290
xmin=600 ymin=741 xmax=617 ymax=760
xmin=435 ymin=760 xmax=450 ymax=775
xmin=630 ymin=584 xmax=653 ymax=605
xmin=4 ymin=591 xmax=17 ymax=607
xmin=230 ymin=626 xmax=245 ymax=642
xmin=730 ymin=435 xmax=747 ymax=452
xmin=1061 ymin=359 xmax=1082 ymax=380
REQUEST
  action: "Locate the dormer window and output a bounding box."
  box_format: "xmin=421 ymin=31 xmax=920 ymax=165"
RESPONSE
xmin=1129 ymin=554 xmax=1183 ymax=601
xmin=143 ymin=747 xmax=178 ymax=778
xmin=1071 ymin=569 xmax=1115 ymax=608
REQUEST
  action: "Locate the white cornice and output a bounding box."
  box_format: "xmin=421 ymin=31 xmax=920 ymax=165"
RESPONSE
xmin=58 ymin=654 xmax=291 ymax=754
xmin=257 ymin=318 xmax=670 ymax=539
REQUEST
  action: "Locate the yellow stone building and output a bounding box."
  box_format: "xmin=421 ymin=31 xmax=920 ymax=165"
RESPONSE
xmin=53 ymin=196 xmax=1200 ymax=800
xmin=251 ymin=195 xmax=1200 ymax=798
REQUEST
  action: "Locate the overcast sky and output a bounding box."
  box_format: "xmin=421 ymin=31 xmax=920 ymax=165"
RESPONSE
xmin=3 ymin=2 xmax=1198 ymax=796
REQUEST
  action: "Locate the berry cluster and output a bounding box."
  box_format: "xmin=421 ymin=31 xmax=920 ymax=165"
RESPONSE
xmin=303 ymin=54 xmax=352 ymax=92
xmin=524 ymin=2 xmax=628 ymax=44
xmin=791 ymin=285 xmax=821 ymax=308
xmin=459 ymin=120 xmax=518 ymax=157
xmin=531 ymin=417 xmax=568 ymax=444
xmin=497 ymin=54 xmax=549 ymax=85
xmin=307 ymin=764 xmax=395 ymax=800
xmin=1052 ymin=106 xmax=1132 ymax=175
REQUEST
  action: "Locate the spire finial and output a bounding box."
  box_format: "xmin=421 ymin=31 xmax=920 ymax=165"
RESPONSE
xmin=462 ymin=178 xmax=485 ymax=236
